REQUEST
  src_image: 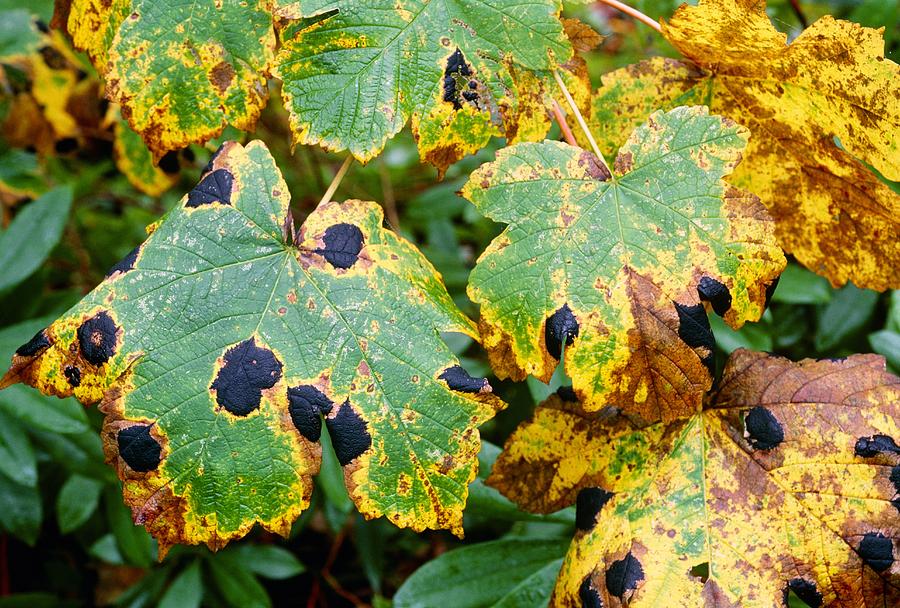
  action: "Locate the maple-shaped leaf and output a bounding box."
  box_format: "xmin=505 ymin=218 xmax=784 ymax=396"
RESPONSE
xmin=53 ymin=0 xmax=275 ymax=160
xmin=489 ymin=350 xmax=900 ymax=607
xmin=0 ymin=140 xmax=503 ymax=554
xmin=113 ymin=115 xmax=179 ymax=197
xmin=588 ymin=0 xmax=900 ymax=291
xmin=462 ymin=106 xmax=784 ymax=423
xmin=273 ymin=0 xmax=573 ymax=166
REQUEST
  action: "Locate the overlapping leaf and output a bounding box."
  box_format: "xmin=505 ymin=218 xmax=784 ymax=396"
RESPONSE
xmin=54 ymin=0 xmax=275 ymax=160
xmin=462 ymin=106 xmax=784 ymax=423
xmin=1 ymin=140 xmax=503 ymax=554
xmin=588 ymin=0 xmax=900 ymax=290
xmin=489 ymin=350 xmax=900 ymax=607
xmin=274 ymin=0 xmax=573 ymax=166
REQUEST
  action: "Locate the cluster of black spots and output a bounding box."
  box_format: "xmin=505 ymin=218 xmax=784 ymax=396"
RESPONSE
xmin=545 ymin=304 xmax=579 ymax=360
xmin=186 ymin=168 xmax=233 ymax=207
xmin=858 ymin=532 xmax=894 ymax=572
xmin=785 ymin=579 xmax=823 ymax=608
xmin=578 ymin=576 xmax=603 ymax=608
xmin=439 ymin=365 xmax=487 ymax=393
xmin=211 ymin=339 xmax=283 ymax=416
xmin=697 ymin=276 xmax=732 ymax=317
xmin=105 ymin=244 xmax=141 ymax=278
xmin=287 ymin=385 xmax=333 ymax=442
xmin=77 ymin=311 xmax=119 ymax=366
xmin=575 ymin=487 xmax=614 ymax=531
xmin=673 ymin=302 xmax=715 ymax=376
xmin=556 ymin=385 xmax=578 ymax=402
xmin=64 ymin=365 xmax=81 ymax=387
xmin=317 ymin=223 xmax=364 ymax=269
xmin=854 ymin=434 xmax=900 ymax=458
xmin=117 ymin=424 xmax=162 ymax=472
xmin=442 ymin=48 xmax=473 ymax=110
xmin=15 ymin=329 xmax=50 ymax=356
xmin=605 ymin=552 xmax=644 ymax=598
xmin=325 ymin=402 xmax=371 ymax=466
xmin=744 ymin=406 xmax=784 ymax=450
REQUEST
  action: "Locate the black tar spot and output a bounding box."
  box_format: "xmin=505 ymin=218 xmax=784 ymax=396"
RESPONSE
xmin=858 ymin=532 xmax=894 ymax=572
xmin=15 ymin=329 xmax=50 ymax=356
xmin=105 ymin=244 xmax=141 ymax=278
xmin=786 ymin=578 xmax=823 ymax=608
xmin=556 ymin=385 xmax=577 ymax=402
xmin=674 ymin=302 xmax=715 ymax=376
xmin=325 ymin=401 xmax=371 ymax=466
xmin=697 ymin=276 xmax=732 ymax=317
xmin=605 ymin=552 xmax=644 ymax=598
xmin=318 ymin=223 xmax=364 ymax=269
xmin=287 ymin=385 xmax=333 ymax=442
xmin=579 ymin=575 xmax=603 ymax=608
xmin=158 ymin=151 xmax=180 ymax=175
xmin=442 ymin=48 xmax=472 ymax=110
xmin=439 ymin=365 xmax=487 ymax=393
xmin=545 ymin=304 xmax=579 ymax=360
xmin=764 ymin=276 xmax=780 ymax=309
xmin=117 ymin=424 xmax=162 ymax=472
xmin=211 ymin=338 xmax=283 ymax=416
xmin=77 ymin=311 xmax=119 ymax=366
xmin=64 ymin=365 xmax=81 ymax=387
xmin=576 ymin=487 xmax=614 ymax=531
xmin=854 ymin=434 xmax=900 ymax=458
xmin=187 ymin=168 xmax=233 ymax=207
xmin=744 ymin=406 xmax=784 ymax=450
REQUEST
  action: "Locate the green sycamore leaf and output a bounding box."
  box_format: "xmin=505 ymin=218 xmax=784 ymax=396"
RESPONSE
xmin=274 ymin=0 xmax=573 ymax=165
xmin=488 ymin=350 xmax=900 ymax=607
xmin=1 ymin=140 xmax=503 ymax=554
xmin=462 ymin=106 xmax=785 ymax=424
xmin=56 ymin=0 xmax=275 ymax=160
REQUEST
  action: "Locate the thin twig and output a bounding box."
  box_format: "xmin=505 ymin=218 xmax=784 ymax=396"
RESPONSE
xmin=551 ymin=100 xmax=578 ymax=147
xmin=318 ymin=155 xmax=353 ymax=208
xmin=552 ymin=71 xmax=612 ymax=175
xmin=597 ymin=0 xmax=662 ymax=33
xmin=787 ymin=0 xmax=808 ymax=28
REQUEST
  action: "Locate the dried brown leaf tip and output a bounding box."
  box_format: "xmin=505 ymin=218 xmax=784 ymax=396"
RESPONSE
xmin=490 ymin=350 xmax=900 ymax=607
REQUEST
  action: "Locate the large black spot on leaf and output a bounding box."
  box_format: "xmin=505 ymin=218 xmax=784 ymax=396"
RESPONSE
xmin=439 ymin=365 xmax=487 ymax=393
xmin=674 ymin=302 xmax=715 ymax=376
xmin=15 ymin=329 xmax=50 ymax=356
xmin=117 ymin=424 xmax=162 ymax=472
xmin=442 ymin=48 xmax=472 ymax=110
xmin=579 ymin=575 xmax=603 ymax=608
xmin=64 ymin=365 xmax=81 ymax=387
xmin=77 ymin=311 xmax=119 ymax=366
xmin=764 ymin=276 xmax=780 ymax=308
xmin=744 ymin=406 xmax=784 ymax=450
xmin=545 ymin=304 xmax=579 ymax=360
xmin=576 ymin=487 xmax=614 ymax=531
xmin=105 ymin=244 xmax=141 ymax=278
xmin=186 ymin=168 xmax=234 ymax=207
xmin=854 ymin=434 xmax=900 ymax=457
xmin=858 ymin=532 xmax=894 ymax=572
xmin=697 ymin=276 xmax=732 ymax=317
xmin=317 ymin=223 xmax=364 ymax=269
xmin=325 ymin=401 xmax=371 ymax=466
xmin=786 ymin=578 xmax=823 ymax=608
xmin=287 ymin=385 xmax=333 ymax=442
xmin=211 ymin=338 xmax=283 ymax=416
xmin=605 ymin=552 xmax=644 ymax=598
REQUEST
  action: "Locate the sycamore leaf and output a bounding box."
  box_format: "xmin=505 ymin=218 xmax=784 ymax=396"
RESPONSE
xmin=489 ymin=350 xmax=900 ymax=607
xmin=0 ymin=140 xmax=503 ymax=554
xmin=113 ymin=115 xmax=179 ymax=197
xmin=462 ymin=106 xmax=784 ymax=423
xmin=54 ymin=0 xmax=275 ymax=160
xmin=273 ymin=0 xmax=572 ymax=166
xmin=588 ymin=0 xmax=900 ymax=291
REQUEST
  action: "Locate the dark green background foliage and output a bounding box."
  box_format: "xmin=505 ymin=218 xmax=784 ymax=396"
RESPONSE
xmin=0 ymin=0 xmax=896 ymax=606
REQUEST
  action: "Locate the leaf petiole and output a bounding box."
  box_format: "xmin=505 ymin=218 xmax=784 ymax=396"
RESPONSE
xmin=552 ymin=70 xmax=613 ymax=176
xmin=317 ymin=155 xmax=354 ymax=208
xmin=596 ymin=0 xmax=662 ymax=33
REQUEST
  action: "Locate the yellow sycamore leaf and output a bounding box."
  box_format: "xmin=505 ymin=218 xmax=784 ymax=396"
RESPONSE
xmin=588 ymin=0 xmax=900 ymax=291
xmin=463 ymin=106 xmax=784 ymax=423
xmin=489 ymin=350 xmax=900 ymax=607
xmin=113 ymin=116 xmax=179 ymax=197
